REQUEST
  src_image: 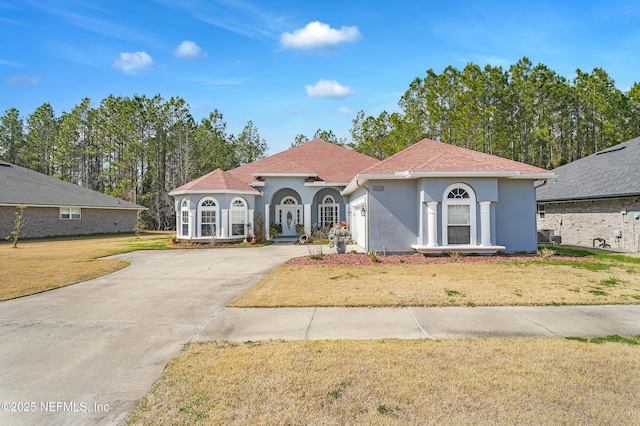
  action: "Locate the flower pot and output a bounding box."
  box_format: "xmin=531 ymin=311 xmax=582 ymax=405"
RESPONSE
xmin=336 ymin=241 xmax=347 ymax=254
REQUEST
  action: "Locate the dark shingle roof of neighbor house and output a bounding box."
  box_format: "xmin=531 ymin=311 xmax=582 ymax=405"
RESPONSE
xmin=0 ymin=161 xmax=145 ymax=209
xmin=536 ymin=137 xmax=640 ymax=202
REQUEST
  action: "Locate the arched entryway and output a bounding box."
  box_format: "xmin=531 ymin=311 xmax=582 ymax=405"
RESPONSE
xmin=276 ymin=196 xmax=302 ymax=236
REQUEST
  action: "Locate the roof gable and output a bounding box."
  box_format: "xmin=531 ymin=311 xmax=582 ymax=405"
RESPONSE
xmin=360 ymin=139 xmax=550 ymax=174
xmin=170 ymin=168 xmax=259 ymax=193
xmin=0 ymin=161 xmax=144 ymax=209
xmin=537 ymin=136 xmax=640 ymax=201
xmin=227 ymin=139 xmax=380 ymax=184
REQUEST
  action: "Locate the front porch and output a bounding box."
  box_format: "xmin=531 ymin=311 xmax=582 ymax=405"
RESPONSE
xmin=411 ymin=244 xmax=506 ymax=255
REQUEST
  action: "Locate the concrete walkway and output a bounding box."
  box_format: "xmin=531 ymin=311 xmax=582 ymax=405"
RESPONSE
xmin=1 ymin=245 xmax=639 ymax=426
xmin=199 ymin=305 xmax=640 ymax=341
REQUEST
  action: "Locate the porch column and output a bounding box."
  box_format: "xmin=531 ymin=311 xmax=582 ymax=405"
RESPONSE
xmin=426 ymin=201 xmax=439 ymax=247
xmin=248 ymin=209 xmax=254 ymax=236
xmin=220 ymin=209 xmax=229 ymax=238
xmin=304 ymin=204 xmax=312 ymax=235
xmin=188 ymin=209 xmax=196 ymax=238
xmin=480 ymin=201 xmax=491 ymax=246
xmin=264 ymin=204 xmax=270 ymax=241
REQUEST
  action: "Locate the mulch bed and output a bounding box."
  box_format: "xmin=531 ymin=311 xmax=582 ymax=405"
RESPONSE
xmin=287 ymin=253 xmax=584 ymax=266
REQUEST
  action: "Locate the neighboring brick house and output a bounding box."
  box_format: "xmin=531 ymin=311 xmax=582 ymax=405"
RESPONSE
xmin=536 ymin=137 xmax=640 ymax=252
xmin=172 ymin=139 xmax=554 ymax=253
xmin=0 ymin=161 xmax=145 ymax=239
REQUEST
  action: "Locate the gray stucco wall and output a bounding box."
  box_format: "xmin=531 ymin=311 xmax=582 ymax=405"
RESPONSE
xmin=367 ymin=180 xmax=418 ymax=253
xmin=0 ymin=206 xmax=138 ymax=239
xmin=495 ymin=179 xmax=538 ymax=252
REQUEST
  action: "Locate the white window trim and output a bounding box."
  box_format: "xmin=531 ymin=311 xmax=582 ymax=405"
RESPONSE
xmin=179 ymin=198 xmax=190 ymax=238
xmin=318 ymin=195 xmax=340 ymax=228
xmin=198 ymin=196 xmax=219 ymax=238
xmin=442 ymin=183 xmax=476 ymax=246
xmin=230 ymin=197 xmax=247 ymax=237
xmin=60 ymin=207 xmax=81 ymax=220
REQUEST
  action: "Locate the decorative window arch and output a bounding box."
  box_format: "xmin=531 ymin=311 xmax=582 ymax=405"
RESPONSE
xmin=319 ymin=194 xmax=339 ymax=228
xmin=230 ymin=197 xmax=247 ymax=236
xmin=180 ymin=198 xmax=189 ymax=237
xmin=442 ymin=183 xmax=476 ymax=246
xmin=282 ymin=196 xmax=297 ymax=205
xmin=198 ymin=197 xmax=218 ymax=237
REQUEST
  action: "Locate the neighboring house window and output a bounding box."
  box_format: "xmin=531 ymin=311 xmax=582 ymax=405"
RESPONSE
xmin=537 ymin=203 xmax=545 ymax=219
xmin=180 ymin=199 xmax=189 ymax=237
xmin=199 ymin=197 xmax=218 ymax=237
xmin=442 ymin=183 xmax=476 ymax=246
xmin=319 ymin=195 xmax=339 ymax=227
xmin=60 ymin=207 xmax=81 ymax=220
xmin=230 ymin=198 xmax=247 ymax=236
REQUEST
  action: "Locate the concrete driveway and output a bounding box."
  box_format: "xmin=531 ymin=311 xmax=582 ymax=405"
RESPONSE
xmin=0 ymin=246 xmax=307 ymax=426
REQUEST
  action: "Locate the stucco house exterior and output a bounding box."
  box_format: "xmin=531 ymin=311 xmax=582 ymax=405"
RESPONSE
xmin=0 ymin=160 xmax=145 ymax=239
xmin=171 ymin=139 xmax=553 ymax=253
xmin=536 ymin=137 xmax=640 ymax=252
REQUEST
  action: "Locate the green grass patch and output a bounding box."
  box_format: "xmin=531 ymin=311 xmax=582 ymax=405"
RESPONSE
xmin=600 ymin=277 xmax=623 ymax=287
xmin=566 ymin=335 xmax=640 ymax=345
xmin=588 ymin=288 xmax=608 ymax=296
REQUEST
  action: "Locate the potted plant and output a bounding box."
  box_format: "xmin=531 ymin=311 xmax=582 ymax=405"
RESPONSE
xmin=328 ymin=222 xmax=351 ymax=254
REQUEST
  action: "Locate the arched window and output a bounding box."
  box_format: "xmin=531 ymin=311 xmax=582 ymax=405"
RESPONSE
xmin=319 ymin=195 xmax=339 ymax=228
xmin=230 ymin=198 xmax=247 ymax=236
xmin=198 ymin=197 xmax=218 ymax=237
xmin=442 ymin=183 xmax=476 ymax=245
xmin=180 ymin=198 xmax=189 ymax=237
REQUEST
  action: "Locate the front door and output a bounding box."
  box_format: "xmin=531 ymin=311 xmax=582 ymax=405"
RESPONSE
xmin=281 ymin=206 xmax=297 ymax=236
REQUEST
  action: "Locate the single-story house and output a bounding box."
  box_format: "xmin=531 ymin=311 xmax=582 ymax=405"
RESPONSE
xmin=170 ymin=139 xmax=554 ymax=253
xmin=0 ymin=160 xmax=146 ymax=239
xmin=536 ymin=136 xmax=640 ymax=252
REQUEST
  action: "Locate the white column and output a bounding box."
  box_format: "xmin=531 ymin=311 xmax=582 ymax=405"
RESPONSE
xmin=188 ymin=209 xmax=196 ymax=238
xmin=480 ymin=201 xmax=491 ymax=246
xmin=248 ymin=209 xmax=254 ymax=236
xmin=304 ymin=203 xmax=312 ymax=235
xmin=427 ymin=201 xmax=439 ymax=247
xmin=221 ymin=209 xmax=229 ymax=238
xmin=264 ymin=204 xmax=270 ymax=241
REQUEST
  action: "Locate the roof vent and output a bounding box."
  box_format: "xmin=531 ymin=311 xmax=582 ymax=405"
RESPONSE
xmin=596 ymin=146 xmax=626 ymax=155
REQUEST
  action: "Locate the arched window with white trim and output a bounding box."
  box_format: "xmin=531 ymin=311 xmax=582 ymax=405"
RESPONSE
xmin=230 ymin=198 xmax=247 ymax=236
xmin=180 ymin=198 xmax=189 ymax=237
xmin=198 ymin=197 xmax=218 ymax=237
xmin=319 ymin=195 xmax=339 ymax=227
xmin=442 ymin=183 xmax=476 ymax=245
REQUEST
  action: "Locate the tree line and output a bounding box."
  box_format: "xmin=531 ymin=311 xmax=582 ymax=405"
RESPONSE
xmin=0 ymin=94 xmax=267 ymax=229
xmin=349 ymin=57 xmax=640 ymax=167
xmin=2 ymin=57 xmax=639 ymax=229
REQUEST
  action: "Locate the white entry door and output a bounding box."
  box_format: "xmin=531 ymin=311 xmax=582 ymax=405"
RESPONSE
xmin=281 ymin=206 xmax=298 ymax=236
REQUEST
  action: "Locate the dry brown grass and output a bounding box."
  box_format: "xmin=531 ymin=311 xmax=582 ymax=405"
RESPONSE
xmin=128 ymin=338 xmax=640 ymax=425
xmin=0 ymin=232 xmax=173 ymax=300
xmin=229 ymin=261 xmax=640 ymax=307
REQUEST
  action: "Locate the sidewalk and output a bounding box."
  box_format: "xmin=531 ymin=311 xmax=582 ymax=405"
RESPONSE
xmin=195 ymin=304 xmax=640 ymax=341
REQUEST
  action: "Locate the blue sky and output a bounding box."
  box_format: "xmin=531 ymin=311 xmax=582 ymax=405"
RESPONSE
xmin=2 ymin=1 xmax=640 ymax=154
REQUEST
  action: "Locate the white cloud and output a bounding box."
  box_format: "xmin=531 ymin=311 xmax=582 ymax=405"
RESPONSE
xmin=174 ymin=40 xmax=207 ymax=59
xmin=337 ymin=106 xmax=357 ymax=115
xmin=306 ymin=79 xmax=355 ymax=99
xmin=5 ymin=75 xmax=41 ymax=86
xmin=113 ymin=51 xmax=153 ymax=74
xmin=281 ymin=21 xmax=361 ymax=50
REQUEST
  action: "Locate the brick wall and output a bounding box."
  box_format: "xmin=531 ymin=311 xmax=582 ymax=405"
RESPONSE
xmin=0 ymin=206 xmax=138 ymax=239
xmin=536 ymin=197 xmax=640 ymax=252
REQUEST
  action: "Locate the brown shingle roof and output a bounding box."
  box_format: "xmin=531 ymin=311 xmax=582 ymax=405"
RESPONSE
xmin=227 ymin=139 xmax=380 ymax=184
xmin=360 ymin=139 xmax=550 ymax=174
xmin=170 ymin=168 xmax=259 ymax=193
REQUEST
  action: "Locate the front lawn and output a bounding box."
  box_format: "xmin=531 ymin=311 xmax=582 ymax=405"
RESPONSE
xmin=128 ymin=337 xmax=640 ymax=425
xmin=229 ymin=249 xmax=640 ymax=307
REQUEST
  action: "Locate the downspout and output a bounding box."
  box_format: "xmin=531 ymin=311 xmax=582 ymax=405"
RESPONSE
xmin=356 ymin=179 xmax=370 ymax=253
